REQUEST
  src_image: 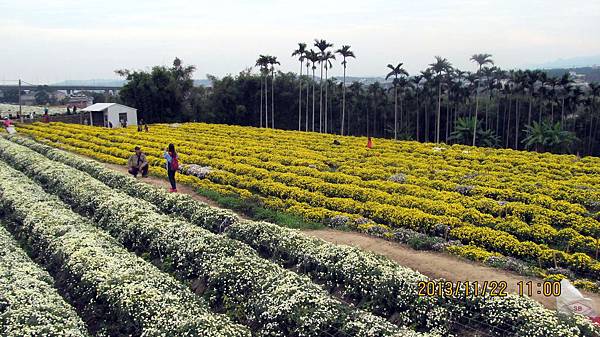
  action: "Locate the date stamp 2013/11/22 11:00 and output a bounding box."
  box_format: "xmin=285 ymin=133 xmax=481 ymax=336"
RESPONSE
xmin=417 ymin=280 xmax=562 ymax=298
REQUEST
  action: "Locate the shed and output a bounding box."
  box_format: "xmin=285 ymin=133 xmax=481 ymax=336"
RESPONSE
xmin=81 ymin=103 xmax=137 ymax=128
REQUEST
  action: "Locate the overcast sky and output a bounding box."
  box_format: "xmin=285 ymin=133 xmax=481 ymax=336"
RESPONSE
xmin=0 ymin=0 xmax=599 ymax=84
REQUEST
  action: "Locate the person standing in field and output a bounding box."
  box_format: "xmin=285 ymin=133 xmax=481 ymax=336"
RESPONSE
xmin=164 ymin=143 xmax=179 ymax=192
xmin=3 ymin=117 xmax=16 ymax=134
xmin=3 ymin=117 xmax=12 ymax=128
xmin=127 ymin=146 xmax=149 ymax=178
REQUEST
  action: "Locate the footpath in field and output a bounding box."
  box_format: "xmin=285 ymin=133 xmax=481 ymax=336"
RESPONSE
xmin=90 ymin=157 xmax=600 ymax=312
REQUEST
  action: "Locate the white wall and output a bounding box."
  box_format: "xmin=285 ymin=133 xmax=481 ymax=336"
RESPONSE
xmin=106 ymin=105 xmax=138 ymax=128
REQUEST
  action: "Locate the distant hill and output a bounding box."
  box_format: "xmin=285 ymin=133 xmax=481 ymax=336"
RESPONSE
xmin=344 ymin=76 xmax=390 ymax=85
xmin=51 ymin=79 xmax=212 ymax=87
xmin=52 ymin=79 xmax=125 ymax=87
xmin=530 ymin=55 xmax=600 ymax=69
xmin=542 ymin=67 xmax=600 ymax=82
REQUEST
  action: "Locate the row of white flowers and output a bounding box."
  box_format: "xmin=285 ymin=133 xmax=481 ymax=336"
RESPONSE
xmin=9 ymin=134 xmax=600 ymax=337
xmin=0 ymin=160 xmax=251 ymax=337
xmin=0 ymin=137 xmax=428 ymax=337
xmin=0 ymin=224 xmax=89 ymax=337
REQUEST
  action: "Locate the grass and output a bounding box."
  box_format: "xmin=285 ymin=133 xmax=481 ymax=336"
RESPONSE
xmin=189 ymin=184 xmax=324 ymax=230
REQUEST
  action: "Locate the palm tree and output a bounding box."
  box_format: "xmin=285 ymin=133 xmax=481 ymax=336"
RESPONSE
xmin=513 ymin=70 xmax=528 ymax=149
xmin=348 ymin=81 xmax=364 ymax=135
xmin=588 ymin=82 xmax=600 ymax=153
xmin=255 ymin=55 xmax=270 ymax=128
xmin=536 ymin=71 xmax=548 ymax=124
xmin=305 ymin=49 xmax=320 ymax=132
xmin=558 ymin=73 xmax=573 ymax=123
xmin=314 ymin=39 xmax=333 ymax=132
xmin=428 ymin=56 xmax=453 ymax=143
xmin=322 ymin=50 xmax=336 ymax=133
xmin=386 ymin=63 xmax=409 ymax=140
xmin=450 ymin=116 xmax=500 ymax=147
xmin=267 ymin=55 xmax=280 ymax=129
xmin=470 ymin=53 xmax=494 ymax=146
xmin=336 ymin=45 xmax=355 ymax=136
xmin=367 ymin=82 xmax=384 ymax=137
xmin=420 ymin=70 xmax=434 ymax=142
xmin=523 ymin=120 xmax=578 ymax=153
xmin=411 ymin=75 xmax=424 ymax=141
xmin=292 ymin=43 xmax=307 ymax=131
xmin=305 ymin=56 xmax=311 ymax=132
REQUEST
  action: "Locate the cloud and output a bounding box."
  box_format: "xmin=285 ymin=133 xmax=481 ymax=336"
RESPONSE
xmin=0 ymin=0 xmax=598 ymax=82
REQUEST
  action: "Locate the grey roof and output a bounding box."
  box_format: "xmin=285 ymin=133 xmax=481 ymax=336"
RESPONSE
xmin=81 ymin=103 xmax=116 ymax=111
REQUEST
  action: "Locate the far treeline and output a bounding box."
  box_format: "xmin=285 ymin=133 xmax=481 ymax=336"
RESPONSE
xmin=113 ymin=48 xmax=600 ymax=157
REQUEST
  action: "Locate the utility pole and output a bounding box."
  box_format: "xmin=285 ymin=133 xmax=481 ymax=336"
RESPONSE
xmin=18 ymin=79 xmax=22 ymax=119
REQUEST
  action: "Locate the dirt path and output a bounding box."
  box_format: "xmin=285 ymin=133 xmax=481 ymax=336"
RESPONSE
xmin=302 ymin=229 xmax=600 ymax=311
xmin=94 ymin=159 xmax=600 ymax=311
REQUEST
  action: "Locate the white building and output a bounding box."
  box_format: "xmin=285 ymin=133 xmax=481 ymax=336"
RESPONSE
xmin=81 ymin=103 xmax=137 ymax=128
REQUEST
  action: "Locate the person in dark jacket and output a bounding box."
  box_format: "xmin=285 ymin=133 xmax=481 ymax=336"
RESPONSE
xmin=127 ymin=146 xmax=149 ymax=178
xmin=163 ymin=143 xmax=178 ymax=192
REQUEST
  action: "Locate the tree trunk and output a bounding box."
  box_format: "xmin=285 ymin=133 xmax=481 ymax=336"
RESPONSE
xmin=416 ymin=91 xmax=420 ymax=142
xmin=506 ymin=96 xmax=512 ymax=148
xmin=325 ymin=67 xmax=329 ymax=133
xmin=425 ymin=97 xmax=430 ymax=142
xmin=312 ymin=67 xmax=316 ymax=132
xmin=561 ymin=98 xmax=565 ymax=124
xmin=539 ymin=98 xmax=543 ymax=124
xmin=588 ymin=113 xmax=593 ymax=154
xmin=473 ymin=76 xmax=480 ymax=146
xmin=306 ymin=64 xmax=310 ymax=131
xmin=260 ymin=74 xmax=263 ymax=128
xmin=271 ymin=69 xmax=275 ymax=129
xmin=341 ymin=64 xmax=346 ymax=136
xmin=400 ymin=96 xmax=404 ymax=138
xmin=496 ymin=95 xmax=501 ymax=137
xmin=445 ymin=102 xmax=450 ymax=143
xmin=298 ymin=61 xmax=302 ymax=131
xmin=436 ymin=82 xmax=442 ymax=143
xmin=265 ymin=76 xmax=268 ymax=128
xmin=394 ymin=85 xmax=398 ymax=140
xmin=319 ymin=61 xmax=324 ymax=133
xmin=485 ymin=95 xmax=489 ymax=129
xmin=515 ymin=98 xmax=520 ymax=149
xmin=528 ymin=94 xmax=532 ymax=127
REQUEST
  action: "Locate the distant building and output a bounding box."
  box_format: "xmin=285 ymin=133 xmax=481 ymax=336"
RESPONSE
xmin=568 ymin=71 xmax=586 ymax=84
xmin=51 ymin=91 xmax=67 ymax=102
xmin=19 ymin=92 xmax=36 ymax=105
xmin=81 ymin=103 xmax=137 ymax=128
xmin=68 ymin=95 xmax=93 ymax=108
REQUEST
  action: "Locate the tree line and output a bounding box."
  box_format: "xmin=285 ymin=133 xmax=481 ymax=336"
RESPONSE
xmin=115 ymin=49 xmax=600 ymax=156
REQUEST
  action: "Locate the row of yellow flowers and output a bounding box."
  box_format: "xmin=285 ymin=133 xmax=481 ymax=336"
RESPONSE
xmin=18 ymin=124 xmax=599 ymax=240
xmin=165 ymin=123 xmax=600 ymax=206
xmin=24 ymin=123 xmax=599 ymax=239
xmin=34 ymin=122 xmax=595 ymax=217
xmin=91 ymin=122 xmax=600 ymax=214
xmin=16 ymin=123 xmax=600 ymax=279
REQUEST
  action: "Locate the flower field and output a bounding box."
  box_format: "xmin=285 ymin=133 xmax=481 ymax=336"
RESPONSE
xmin=15 ymin=122 xmax=600 ymax=282
xmin=1 ymin=134 xmax=599 ymax=336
